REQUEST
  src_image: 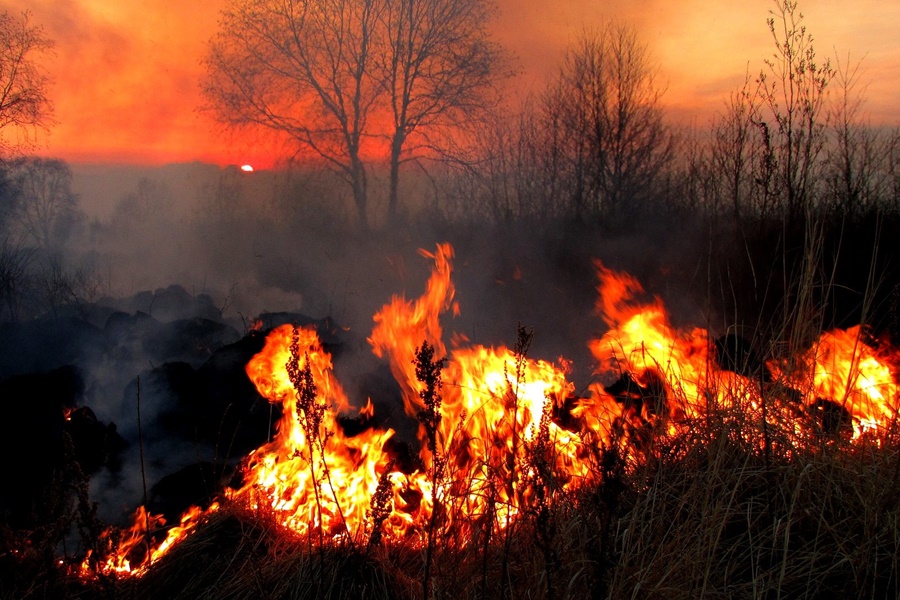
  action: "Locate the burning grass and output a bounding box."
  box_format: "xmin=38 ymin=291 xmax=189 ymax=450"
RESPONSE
xmin=5 ymin=242 xmax=900 ymax=599
xmin=44 ymin=415 xmax=900 ymax=599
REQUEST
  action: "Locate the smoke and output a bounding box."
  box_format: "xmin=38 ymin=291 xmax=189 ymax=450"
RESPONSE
xmin=69 ymin=160 xmax=710 ymax=385
xmin=0 ymin=157 xmax=706 ymax=526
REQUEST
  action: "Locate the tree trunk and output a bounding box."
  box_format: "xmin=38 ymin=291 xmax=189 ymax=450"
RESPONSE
xmin=350 ymin=156 xmax=369 ymax=230
xmin=387 ymin=132 xmax=404 ymax=221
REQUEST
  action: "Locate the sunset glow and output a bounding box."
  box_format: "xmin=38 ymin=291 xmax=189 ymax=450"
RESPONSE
xmin=11 ymin=0 xmax=900 ymax=166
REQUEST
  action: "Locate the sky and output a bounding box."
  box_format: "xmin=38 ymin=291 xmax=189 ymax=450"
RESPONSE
xmin=9 ymin=0 xmax=900 ymax=168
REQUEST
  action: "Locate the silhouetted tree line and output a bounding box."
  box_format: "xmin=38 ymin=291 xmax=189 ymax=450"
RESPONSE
xmin=440 ymin=2 xmax=898 ymax=230
xmin=0 ymin=157 xmax=94 ymax=322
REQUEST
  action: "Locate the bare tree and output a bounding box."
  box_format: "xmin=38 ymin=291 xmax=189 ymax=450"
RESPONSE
xmin=824 ymin=53 xmax=886 ymax=216
xmin=203 ymin=0 xmax=381 ymax=229
xmin=0 ymin=10 xmax=53 ymax=154
xmin=442 ymin=25 xmax=671 ymax=226
xmin=203 ymin=0 xmax=507 ymax=228
xmin=111 ymin=177 xmax=174 ymax=227
xmin=756 ymin=0 xmax=834 ymax=220
xmin=376 ymin=0 xmax=507 ymax=220
xmin=888 ymin=128 xmax=900 ymax=212
xmin=0 ymin=237 xmax=32 ymax=321
xmin=541 ymin=25 xmax=673 ymax=223
xmin=708 ymin=75 xmax=768 ymax=223
xmin=0 ymin=161 xmax=18 ymax=229
xmin=8 ymin=157 xmax=81 ymax=250
xmin=436 ymin=92 xmax=573 ymax=225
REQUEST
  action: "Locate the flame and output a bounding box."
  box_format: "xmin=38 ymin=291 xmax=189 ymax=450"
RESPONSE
xmin=434 ymin=344 xmax=582 ymax=529
xmin=770 ymin=326 xmax=900 ymax=437
xmin=233 ymin=324 xmax=398 ymax=540
xmin=80 ymin=248 xmax=900 ymax=578
xmin=576 ymin=263 xmax=717 ymax=446
xmin=369 ymin=243 xmax=456 ymax=422
xmin=369 ymin=246 xmax=580 ymax=533
xmin=577 ymin=263 xmax=900 ymax=448
xmin=82 ymin=503 xmax=220 ymax=577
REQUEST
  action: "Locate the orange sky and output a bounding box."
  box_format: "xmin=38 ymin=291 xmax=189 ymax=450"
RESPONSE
xmin=10 ymin=0 xmax=900 ymax=168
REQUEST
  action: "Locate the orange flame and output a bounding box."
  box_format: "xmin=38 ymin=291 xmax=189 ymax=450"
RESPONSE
xmin=81 ymin=248 xmax=900 ymax=577
xmin=82 ymin=503 xmax=219 ymax=577
xmin=234 ymin=324 xmax=399 ymax=540
xmin=369 ymin=243 xmax=455 ymax=421
xmin=770 ymin=326 xmax=900 ymax=437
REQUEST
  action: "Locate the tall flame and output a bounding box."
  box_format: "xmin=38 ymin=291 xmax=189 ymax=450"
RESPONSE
xmin=80 ymin=247 xmax=900 ymax=578
xmin=369 ymin=242 xmax=456 ymax=421
xmin=234 ymin=324 xmax=397 ymax=539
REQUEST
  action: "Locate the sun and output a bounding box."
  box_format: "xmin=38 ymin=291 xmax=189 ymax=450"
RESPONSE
xmin=240 ymin=164 xmax=254 ymax=172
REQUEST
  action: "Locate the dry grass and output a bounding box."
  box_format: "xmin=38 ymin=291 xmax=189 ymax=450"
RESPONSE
xmin=607 ymin=425 xmax=900 ymax=599
xmin=30 ymin=405 xmax=892 ymax=600
xmin=5 ymin=208 xmax=900 ymax=599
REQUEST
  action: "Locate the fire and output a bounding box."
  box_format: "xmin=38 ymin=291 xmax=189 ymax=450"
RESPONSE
xmin=577 ymin=263 xmax=900 ymax=448
xmin=770 ymin=326 xmax=900 ymax=437
xmin=369 ymin=243 xmax=456 ymax=422
xmin=434 ymin=343 xmax=583 ymax=528
xmin=82 ymin=503 xmax=220 ymax=577
xmin=368 ymin=243 xmax=581 ymax=532
xmin=78 ymin=246 xmax=900 ymax=578
xmin=586 ymin=263 xmax=713 ymax=423
xmin=234 ymin=324 xmax=397 ymax=540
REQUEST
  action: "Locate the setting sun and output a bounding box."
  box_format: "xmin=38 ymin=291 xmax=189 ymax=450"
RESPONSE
xmin=240 ymin=164 xmax=253 ymax=172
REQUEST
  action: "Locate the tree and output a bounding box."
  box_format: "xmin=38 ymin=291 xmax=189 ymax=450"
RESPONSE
xmin=0 ymin=10 xmax=53 ymax=154
xmin=376 ymin=0 xmax=507 ymax=220
xmin=204 ymin=0 xmax=380 ymax=228
xmin=8 ymin=157 xmax=81 ymax=250
xmin=202 ymin=0 xmax=507 ymax=229
xmin=540 ymin=26 xmax=673 ymax=223
xmin=708 ymin=75 xmax=768 ymax=222
xmin=111 ymin=177 xmax=174 ymax=228
xmin=433 ymin=90 xmax=576 ymax=225
xmin=756 ymin=0 xmax=834 ymax=220
xmin=824 ymin=53 xmax=885 ymax=216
